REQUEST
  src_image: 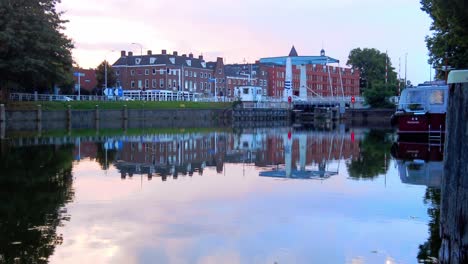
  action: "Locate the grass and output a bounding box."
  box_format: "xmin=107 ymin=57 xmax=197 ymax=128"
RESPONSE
xmin=5 ymin=101 xmax=233 ymax=111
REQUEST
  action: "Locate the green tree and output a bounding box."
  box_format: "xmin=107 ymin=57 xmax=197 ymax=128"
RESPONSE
xmin=96 ymin=61 xmax=117 ymax=90
xmin=421 ymin=0 xmax=468 ymax=78
xmin=0 ymin=0 xmax=74 ymax=95
xmin=347 ymin=48 xmax=398 ymax=107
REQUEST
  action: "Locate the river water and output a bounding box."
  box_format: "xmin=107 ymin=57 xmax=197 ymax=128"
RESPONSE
xmin=0 ymin=126 xmax=441 ymax=263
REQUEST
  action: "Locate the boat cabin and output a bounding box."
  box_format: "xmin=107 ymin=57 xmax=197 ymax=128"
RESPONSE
xmin=234 ymin=86 xmax=264 ymax=102
xmin=397 ymin=85 xmax=448 ymax=114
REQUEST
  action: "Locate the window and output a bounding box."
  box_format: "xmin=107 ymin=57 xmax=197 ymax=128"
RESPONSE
xmin=131 ymin=81 xmax=135 ymax=88
xmin=189 ymin=71 xmax=193 ymax=77
xmin=185 ymin=80 xmax=188 ymax=89
xmin=130 ymin=70 xmax=135 ymax=76
xmin=218 ymin=69 xmax=222 ymax=74
xmin=152 ymin=68 xmax=157 ymax=75
xmin=152 ymin=79 xmax=157 ymax=88
xmin=145 ymin=79 xmax=149 ymax=88
xmin=160 ymin=79 xmax=164 ymax=88
xmin=173 ymin=80 xmax=177 ymax=89
xmin=208 ymin=73 xmax=211 ymax=78
xmin=185 ymin=70 xmax=188 ymax=77
xmin=430 ymin=90 xmax=444 ymax=105
xmin=194 ymin=72 xmax=197 ymax=77
xmin=116 ymin=70 xmax=120 ymax=76
xmin=145 ymin=69 xmax=149 ymax=75
xmin=160 ymin=69 xmax=164 ymax=75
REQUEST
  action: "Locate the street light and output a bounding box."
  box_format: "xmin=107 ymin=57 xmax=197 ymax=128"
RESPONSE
xmin=131 ymin=42 xmax=143 ymax=57
xmin=131 ymin=43 xmax=143 ymax=90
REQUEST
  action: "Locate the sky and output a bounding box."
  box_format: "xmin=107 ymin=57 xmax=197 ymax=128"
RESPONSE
xmin=58 ymin=0 xmax=434 ymax=84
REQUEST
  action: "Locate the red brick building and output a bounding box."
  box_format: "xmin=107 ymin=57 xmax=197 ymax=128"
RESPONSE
xmin=262 ymin=48 xmax=360 ymax=98
xmin=73 ymin=68 xmax=97 ymax=93
xmin=111 ymin=47 xmax=359 ymax=99
xmin=113 ymin=50 xmax=218 ymax=95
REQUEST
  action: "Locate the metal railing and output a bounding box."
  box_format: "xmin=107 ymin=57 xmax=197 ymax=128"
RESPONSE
xmin=9 ymin=91 xmax=235 ymax=103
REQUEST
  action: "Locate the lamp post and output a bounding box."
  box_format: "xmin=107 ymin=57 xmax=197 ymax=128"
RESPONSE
xmin=131 ymin=42 xmax=143 ymax=57
xmin=131 ymin=43 xmax=143 ymax=90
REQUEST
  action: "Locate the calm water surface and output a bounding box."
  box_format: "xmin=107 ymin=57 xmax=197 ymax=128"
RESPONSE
xmin=0 ymin=127 xmax=440 ymax=263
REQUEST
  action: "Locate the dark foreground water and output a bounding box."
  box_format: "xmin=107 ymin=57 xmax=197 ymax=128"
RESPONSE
xmin=0 ymin=127 xmax=441 ymax=263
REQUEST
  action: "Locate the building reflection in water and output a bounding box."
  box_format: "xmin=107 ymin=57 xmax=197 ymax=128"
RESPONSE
xmin=391 ymin=136 xmax=443 ymax=263
xmin=76 ymin=128 xmax=364 ymax=183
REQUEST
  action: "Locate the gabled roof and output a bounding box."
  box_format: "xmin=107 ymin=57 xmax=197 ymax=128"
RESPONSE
xmin=289 ymin=46 xmax=298 ymax=57
xmin=112 ymin=54 xmax=208 ymax=69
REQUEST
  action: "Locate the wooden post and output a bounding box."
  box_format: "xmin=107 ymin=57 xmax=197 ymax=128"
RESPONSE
xmin=95 ymin=105 xmax=100 ymax=120
xmin=0 ymin=104 xmax=5 ymax=123
xmin=123 ymin=105 xmax=128 ymax=120
xmin=67 ymin=105 xmax=72 ymax=121
xmin=439 ymin=70 xmax=468 ymax=264
xmin=0 ymin=121 xmax=5 ymax=140
xmin=36 ymin=104 xmax=42 ymax=121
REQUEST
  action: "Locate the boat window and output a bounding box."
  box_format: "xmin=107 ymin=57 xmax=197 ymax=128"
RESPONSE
xmin=429 ymin=90 xmax=444 ymax=105
xmin=405 ymin=90 xmax=425 ymax=111
xmin=243 ymin=88 xmax=249 ymax=94
xmin=406 ymin=90 xmax=425 ymax=104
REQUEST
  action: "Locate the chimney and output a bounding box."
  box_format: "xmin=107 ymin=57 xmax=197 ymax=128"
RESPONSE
xmin=173 ymin=51 xmax=178 ymax=56
xmin=182 ymin=54 xmax=187 ymax=58
xmin=216 ymin=57 xmax=223 ymax=63
xmin=121 ymin=50 xmax=126 ymax=57
xmin=162 ymin=49 xmax=167 ymax=55
xmin=198 ymin=55 xmax=204 ymax=60
xmin=189 ymin=53 xmax=194 ymax=58
xmin=128 ymin=51 xmax=133 ymax=57
xmin=147 ymin=50 xmax=152 ymax=55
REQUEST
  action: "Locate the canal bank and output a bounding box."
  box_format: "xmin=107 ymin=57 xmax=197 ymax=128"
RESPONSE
xmin=0 ymin=104 xmax=395 ymax=133
xmin=1 ymin=107 xmax=232 ymax=133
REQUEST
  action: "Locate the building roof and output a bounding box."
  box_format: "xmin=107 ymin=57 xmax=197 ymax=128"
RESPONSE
xmin=259 ymin=56 xmax=339 ymax=65
xmin=289 ymin=46 xmax=298 ymax=57
xmin=224 ymin=64 xmax=260 ymax=78
xmin=260 ymin=46 xmax=339 ymax=65
xmin=113 ymin=54 xmax=209 ymax=69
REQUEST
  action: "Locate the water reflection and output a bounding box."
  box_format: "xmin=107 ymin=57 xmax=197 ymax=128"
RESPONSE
xmin=0 ymin=143 xmax=74 ymax=263
xmin=346 ymin=130 xmax=393 ymax=180
xmin=0 ymin=127 xmax=441 ymax=263
xmin=390 ymin=136 xmax=444 ymax=262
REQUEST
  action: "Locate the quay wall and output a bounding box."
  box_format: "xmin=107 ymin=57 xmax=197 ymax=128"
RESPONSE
xmin=439 ymin=81 xmax=468 ymax=264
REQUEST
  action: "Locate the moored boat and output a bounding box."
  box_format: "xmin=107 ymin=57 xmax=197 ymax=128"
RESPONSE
xmin=391 ymin=83 xmax=448 ymax=139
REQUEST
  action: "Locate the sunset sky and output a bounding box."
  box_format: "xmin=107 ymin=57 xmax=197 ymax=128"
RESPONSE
xmin=58 ymin=0 xmax=434 ymax=84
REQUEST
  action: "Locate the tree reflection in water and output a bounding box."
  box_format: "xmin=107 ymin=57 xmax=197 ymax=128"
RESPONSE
xmin=417 ymin=188 xmax=441 ymax=263
xmin=0 ymin=143 xmax=75 ymax=263
xmin=346 ymin=130 xmax=392 ymax=180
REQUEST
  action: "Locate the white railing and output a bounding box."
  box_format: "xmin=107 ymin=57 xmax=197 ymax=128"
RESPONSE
xmin=9 ymin=91 xmax=235 ymax=103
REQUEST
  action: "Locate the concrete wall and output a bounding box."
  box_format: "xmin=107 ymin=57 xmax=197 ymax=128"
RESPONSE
xmin=4 ymin=108 xmax=230 ymax=132
xmin=439 ymin=82 xmax=468 ymax=264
